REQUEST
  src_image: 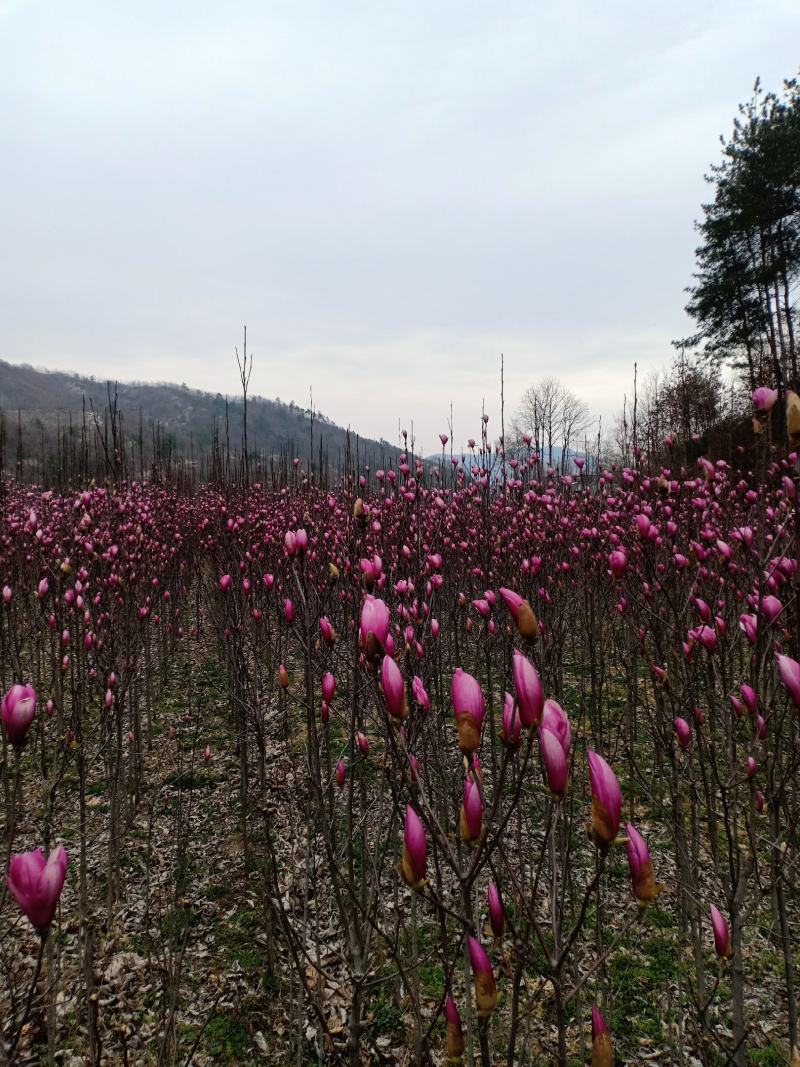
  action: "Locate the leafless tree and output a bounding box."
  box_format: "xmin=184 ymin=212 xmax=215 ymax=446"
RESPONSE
xmin=511 ymin=377 xmax=591 ymax=471
xmin=235 ymin=325 xmax=253 ymax=488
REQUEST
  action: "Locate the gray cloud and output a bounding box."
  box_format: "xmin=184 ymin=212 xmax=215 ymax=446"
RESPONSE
xmin=1 ymin=0 xmax=798 ymax=452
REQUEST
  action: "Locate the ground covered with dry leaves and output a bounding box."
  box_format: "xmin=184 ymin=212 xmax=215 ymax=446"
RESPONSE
xmin=1 ymin=646 xmax=792 ymax=1065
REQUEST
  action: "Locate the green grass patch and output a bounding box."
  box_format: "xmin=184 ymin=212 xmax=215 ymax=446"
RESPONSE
xmin=747 ymin=1046 xmax=784 ymax=1067
xmin=370 ymin=999 xmax=404 ymax=1037
xmin=205 ymin=1012 xmax=251 ymax=1062
xmin=231 ymin=945 xmax=266 ymax=971
xmin=162 ymin=770 xmax=215 ymax=790
xmin=162 ymin=906 xmax=195 ymax=941
xmin=609 ymin=926 xmax=678 ymax=1045
xmin=418 ymin=962 xmax=444 ymax=998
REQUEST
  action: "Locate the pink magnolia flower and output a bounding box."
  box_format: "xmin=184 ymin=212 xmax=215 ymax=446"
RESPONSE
xmin=7 ymin=845 xmax=68 ymax=931
xmin=452 ymin=669 xmax=485 ymax=754
xmin=460 ymin=777 xmax=484 ymax=842
xmin=335 ymin=758 xmax=346 ymax=787
xmin=625 ymin=822 xmax=659 ymax=903
xmin=776 ymin=653 xmax=800 ymax=709
xmin=760 ymin=596 xmax=783 ymax=623
xmin=381 ymin=655 xmax=407 ymax=721
xmin=360 ymin=596 xmax=390 ymax=658
xmin=588 ymin=750 xmax=622 ymax=849
xmin=445 ymin=997 xmax=465 ymax=1061
xmin=218 ymin=574 xmax=232 ymax=592
xmin=321 ymin=672 xmax=336 ymax=704
xmin=710 ymin=904 xmax=730 ymax=958
xmin=2 ymin=684 xmax=37 ymax=747
xmin=411 ymin=675 xmax=430 ymax=712
xmin=400 ymin=805 xmax=427 ymax=888
xmin=501 ymin=692 xmax=521 ymax=747
xmin=472 ymin=598 xmax=491 ymax=618
xmin=467 ymin=936 xmax=497 ymax=1017
xmin=487 ymin=882 xmax=505 ymax=937
xmin=608 ymin=549 xmax=627 ymax=579
xmin=360 ymin=555 xmax=382 ymax=587
xmin=739 ymin=614 xmax=758 ymax=644
xmin=498 ymin=587 xmax=539 ymax=638
xmin=697 ymin=625 xmax=717 ymax=652
xmin=752 ymin=386 xmax=778 ymax=412
xmin=592 ymin=1005 xmax=608 ymax=1040
xmin=591 ymin=1005 xmax=612 ymax=1066
xmin=740 ymin=684 xmax=757 ymax=715
xmin=539 ymin=727 xmax=568 ymax=796
xmin=541 ymin=698 xmax=571 ymax=754
xmin=674 ymin=716 xmax=691 ymax=750
xmin=512 ymin=651 xmax=543 ymax=728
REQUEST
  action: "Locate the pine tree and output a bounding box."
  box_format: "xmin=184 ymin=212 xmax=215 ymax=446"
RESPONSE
xmin=684 ymin=76 xmax=800 ymax=392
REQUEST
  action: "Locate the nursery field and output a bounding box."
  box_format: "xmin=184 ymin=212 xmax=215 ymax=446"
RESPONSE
xmin=1 ymin=430 xmax=799 ymax=1066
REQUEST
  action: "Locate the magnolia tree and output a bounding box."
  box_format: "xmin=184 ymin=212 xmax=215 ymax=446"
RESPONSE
xmin=0 ymin=386 xmax=799 ymax=1065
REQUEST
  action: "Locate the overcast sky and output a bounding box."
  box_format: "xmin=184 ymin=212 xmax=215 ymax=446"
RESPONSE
xmin=1 ymin=1 xmax=798 ymax=453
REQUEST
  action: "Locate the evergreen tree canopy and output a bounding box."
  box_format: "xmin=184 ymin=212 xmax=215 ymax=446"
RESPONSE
xmin=684 ymin=76 xmax=800 ymax=391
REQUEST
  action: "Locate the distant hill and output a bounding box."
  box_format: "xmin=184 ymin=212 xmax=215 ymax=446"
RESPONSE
xmin=0 ymin=359 xmax=403 ymax=477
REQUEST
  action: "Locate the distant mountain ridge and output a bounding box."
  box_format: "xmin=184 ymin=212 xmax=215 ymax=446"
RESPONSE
xmin=0 ymin=358 xmax=402 ymax=472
